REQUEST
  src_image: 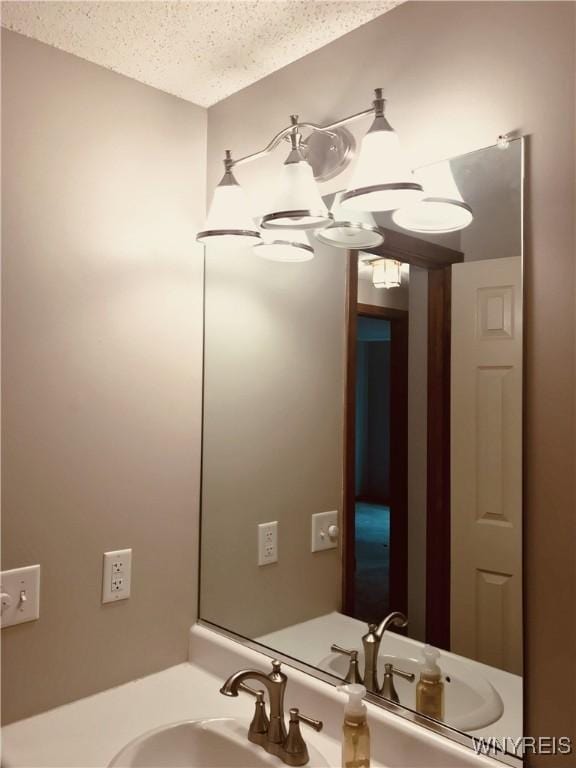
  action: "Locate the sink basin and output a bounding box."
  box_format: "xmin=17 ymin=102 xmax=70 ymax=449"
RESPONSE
xmin=109 ymin=717 xmax=330 ymax=768
xmin=320 ymin=651 xmax=504 ymax=732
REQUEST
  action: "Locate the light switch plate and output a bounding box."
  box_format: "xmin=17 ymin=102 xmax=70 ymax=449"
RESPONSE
xmin=102 ymin=549 xmax=132 ymax=603
xmin=311 ymin=511 xmax=339 ymax=552
xmin=0 ymin=565 xmax=41 ymax=628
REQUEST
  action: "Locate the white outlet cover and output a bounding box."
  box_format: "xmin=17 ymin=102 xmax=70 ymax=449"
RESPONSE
xmin=102 ymin=549 xmax=132 ymax=603
xmin=258 ymin=521 xmax=278 ymax=566
xmin=0 ymin=564 xmax=41 ymax=628
xmin=311 ymin=511 xmax=339 ymax=552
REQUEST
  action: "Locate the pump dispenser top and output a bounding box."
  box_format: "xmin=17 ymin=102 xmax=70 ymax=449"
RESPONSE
xmin=421 ymin=646 xmax=442 ymax=680
xmin=339 ymin=683 xmax=367 ymax=717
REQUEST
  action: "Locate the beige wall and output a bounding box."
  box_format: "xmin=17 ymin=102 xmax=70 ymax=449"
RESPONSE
xmin=206 ymin=1 xmax=576 ymax=749
xmin=200 ymin=240 xmax=345 ymax=638
xmin=1 ymin=30 xmax=206 ymax=724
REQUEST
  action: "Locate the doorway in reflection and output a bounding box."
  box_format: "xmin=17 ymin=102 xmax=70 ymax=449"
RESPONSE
xmin=354 ymin=315 xmax=392 ymax=621
xmin=347 ymin=306 xmax=408 ymax=624
xmin=354 ymin=502 xmax=390 ymax=620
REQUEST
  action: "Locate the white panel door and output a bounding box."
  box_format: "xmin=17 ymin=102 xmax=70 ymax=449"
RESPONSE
xmin=451 ymin=256 xmax=522 ymax=674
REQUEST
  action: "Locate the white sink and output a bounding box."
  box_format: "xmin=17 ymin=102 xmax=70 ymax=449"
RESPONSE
xmin=320 ymin=651 xmax=504 ymax=732
xmin=109 ymin=717 xmax=330 ymax=768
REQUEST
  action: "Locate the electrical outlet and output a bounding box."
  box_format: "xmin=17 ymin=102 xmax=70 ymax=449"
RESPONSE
xmin=102 ymin=549 xmax=132 ymax=603
xmin=258 ymin=522 xmax=278 ymax=566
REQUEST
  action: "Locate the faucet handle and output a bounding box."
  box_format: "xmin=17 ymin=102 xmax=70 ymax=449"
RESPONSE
xmin=330 ymin=643 xmax=355 ymax=656
xmin=380 ymin=663 xmax=400 ymax=702
xmin=284 ymin=708 xmax=323 ymax=767
xmin=380 ymin=663 xmax=416 ymax=701
xmin=238 ymin=682 xmax=263 ymax=696
xmin=330 ymin=645 xmax=363 ymax=684
xmin=391 ymin=665 xmax=415 ymax=682
xmin=291 ymin=709 xmax=323 ymax=732
xmin=238 ymin=684 xmax=269 ymax=744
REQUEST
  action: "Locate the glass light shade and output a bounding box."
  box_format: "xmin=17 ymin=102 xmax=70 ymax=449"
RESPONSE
xmin=392 ymin=160 xmax=473 ymax=233
xmin=372 ymin=258 xmax=402 ymax=289
xmin=341 ymin=123 xmax=423 ymax=212
xmin=197 ymin=172 xmax=260 ymax=245
xmin=315 ymin=192 xmax=384 ymax=249
xmin=261 ymin=157 xmax=332 ymax=230
xmin=254 ymin=229 xmax=314 ymax=262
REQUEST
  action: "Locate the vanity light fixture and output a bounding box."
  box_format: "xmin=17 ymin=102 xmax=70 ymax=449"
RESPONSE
xmin=197 ymin=151 xmax=261 ymax=245
xmin=340 ymin=89 xmax=423 ymax=212
xmin=261 ymin=117 xmax=332 ymax=230
xmin=254 ymin=229 xmax=314 ymax=262
xmin=315 ymin=192 xmax=385 ymax=249
xmin=392 ymin=160 xmax=473 ymax=234
xmin=196 ymin=89 xmax=420 ymax=246
xmin=372 ymin=258 xmax=402 ymax=289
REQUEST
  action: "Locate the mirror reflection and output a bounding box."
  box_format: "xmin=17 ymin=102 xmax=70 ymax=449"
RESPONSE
xmin=200 ymin=139 xmax=523 ymax=747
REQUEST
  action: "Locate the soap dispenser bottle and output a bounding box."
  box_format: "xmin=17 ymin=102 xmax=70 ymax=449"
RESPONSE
xmin=338 ymin=683 xmax=370 ymax=768
xmin=416 ymin=645 xmax=444 ymax=720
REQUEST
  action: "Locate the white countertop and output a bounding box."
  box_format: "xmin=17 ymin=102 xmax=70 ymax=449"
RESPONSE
xmin=3 ymin=663 xmax=231 ymax=768
xmin=2 ymin=623 xmax=506 ymax=768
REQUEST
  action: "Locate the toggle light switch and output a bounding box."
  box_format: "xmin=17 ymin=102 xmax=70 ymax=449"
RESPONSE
xmin=0 ymin=565 xmax=41 ymax=628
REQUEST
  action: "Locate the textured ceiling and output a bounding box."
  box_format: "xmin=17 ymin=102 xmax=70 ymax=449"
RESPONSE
xmin=1 ymin=1 xmax=400 ymax=107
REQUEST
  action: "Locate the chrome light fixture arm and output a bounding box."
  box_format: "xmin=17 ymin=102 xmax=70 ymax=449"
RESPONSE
xmin=229 ymin=121 xmax=338 ymax=168
xmin=224 ymin=88 xmax=384 ymax=170
xmin=321 ymin=87 xmax=385 ymax=131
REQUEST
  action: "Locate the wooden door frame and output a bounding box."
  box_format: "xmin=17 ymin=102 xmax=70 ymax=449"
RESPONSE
xmin=342 ymin=252 xmax=409 ymax=619
xmin=425 ymin=267 xmax=452 ymax=648
xmin=342 ymin=252 xmax=358 ymax=615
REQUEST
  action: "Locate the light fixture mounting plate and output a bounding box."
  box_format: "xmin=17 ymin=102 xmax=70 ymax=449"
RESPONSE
xmin=300 ymin=127 xmax=355 ymax=182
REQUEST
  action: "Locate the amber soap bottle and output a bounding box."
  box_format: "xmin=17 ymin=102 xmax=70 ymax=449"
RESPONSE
xmin=339 ymin=683 xmax=370 ymax=768
xmin=416 ymin=645 xmax=444 ymax=721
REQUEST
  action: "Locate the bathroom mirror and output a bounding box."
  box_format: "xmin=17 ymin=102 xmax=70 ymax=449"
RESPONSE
xmin=200 ymin=138 xmax=524 ymax=760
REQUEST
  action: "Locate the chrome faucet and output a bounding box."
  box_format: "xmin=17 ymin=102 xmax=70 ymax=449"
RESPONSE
xmin=362 ymin=611 xmax=408 ymax=693
xmin=220 ymin=659 xmax=322 ymax=766
xmin=331 ymin=611 xmax=410 ymax=694
xmin=220 ymin=659 xmax=288 ymax=748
